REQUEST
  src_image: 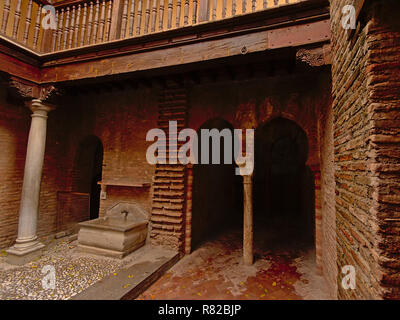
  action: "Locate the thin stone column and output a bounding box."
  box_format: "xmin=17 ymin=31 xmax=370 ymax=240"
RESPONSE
xmin=7 ymin=99 xmax=55 ymax=265
xmin=242 ymin=173 xmax=254 ymax=265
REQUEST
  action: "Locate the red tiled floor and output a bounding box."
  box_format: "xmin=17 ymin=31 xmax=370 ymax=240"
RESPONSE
xmin=138 ymin=227 xmax=327 ymax=300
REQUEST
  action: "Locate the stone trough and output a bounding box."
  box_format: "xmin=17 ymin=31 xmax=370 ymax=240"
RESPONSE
xmin=78 ymin=202 xmax=149 ymax=258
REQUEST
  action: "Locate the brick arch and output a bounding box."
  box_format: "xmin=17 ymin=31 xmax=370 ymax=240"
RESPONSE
xmin=254 ymin=117 xmax=316 ymax=248
xmin=190 ymin=117 xmax=243 ymax=250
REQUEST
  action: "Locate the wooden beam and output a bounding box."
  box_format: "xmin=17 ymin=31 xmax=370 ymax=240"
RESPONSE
xmin=40 ymin=19 xmax=330 ymax=83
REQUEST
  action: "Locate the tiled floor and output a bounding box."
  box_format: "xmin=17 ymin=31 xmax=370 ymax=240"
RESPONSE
xmin=138 ymin=227 xmax=331 ymax=300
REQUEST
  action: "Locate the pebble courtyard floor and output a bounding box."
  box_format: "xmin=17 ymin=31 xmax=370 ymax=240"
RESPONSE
xmin=0 ymin=226 xmax=331 ymax=300
xmin=0 ymin=236 xmax=135 ymax=300
xmin=138 ymin=227 xmax=331 ymax=300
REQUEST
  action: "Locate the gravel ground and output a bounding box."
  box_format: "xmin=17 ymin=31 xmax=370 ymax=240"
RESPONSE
xmin=0 ymin=236 xmax=126 ymax=300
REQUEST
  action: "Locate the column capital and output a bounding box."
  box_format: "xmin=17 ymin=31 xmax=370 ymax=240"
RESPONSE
xmin=236 ymin=161 xmax=254 ymax=178
xmin=25 ymin=99 xmax=56 ymax=116
xmin=8 ymin=77 xmax=62 ymax=104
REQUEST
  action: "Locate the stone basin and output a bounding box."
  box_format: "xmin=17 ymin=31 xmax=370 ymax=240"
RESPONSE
xmin=78 ymin=202 xmax=149 ymax=258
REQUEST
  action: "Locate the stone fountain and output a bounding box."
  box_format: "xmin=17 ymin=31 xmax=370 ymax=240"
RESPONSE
xmin=77 ymin=202 xmax=149 ymax=258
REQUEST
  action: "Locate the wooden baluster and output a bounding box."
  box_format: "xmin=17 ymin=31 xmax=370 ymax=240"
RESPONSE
xmin=184 ymin=0 xmax=189 ymax=25
xmin=74 ymin=4 xmax=81 ymax=47
xmin=192 ymin=0 xmax=198 ymax=24
xmin=80 ymin=3 xmax=88 ymax=46
xmin=211 ymin=0 xmax=216 ymax=20
xmin=176 ymin=0 xmax=181 ymax=27
xmin=51 ymin=10 xmax=59 ymax=51
xmin=232 ymin=0 xmax=237 ymax=16
xmin=151 ymin=0 xmax=157 ymax=32
xmin=23 ymin=0 xmax=33 ymax=44
xmin=92 ymin=0 xmax=100 ymax=43
xmin=105 ymin=0 xmax=113 ymax=41
xmin=263 ymin=0 xmax=267 ymax=9
xmin=167 ymin=0 xmax=172 ymax=29
xmin=129 ymin=0 xmax=136 ymax=37
xmin=12 ymin=0 xmax=22 ymax=39
xmin=69 ymin=6 xmax=76 ymax=49
xmin=159 ymin=0 xmax=164 ymax=31
xmin=252 ymin=0 xmax=256 ymax=12
xmin=242 ymin=0 xmax=246 ymax=13
xmin=33 ymin=4 xmax=42 ymax=50
xmin=120 ymin=0 xmax=128 ymax=38
xmin=56 ymin=8 xmax=64 ymax=50
xmin=222 ymin=0 xmax=226 ymax=18
xmin=99 ymin=0 xmax=106 ymax=42
xmin=63 ymin=7 xmax=70 ymax=49
xmin=1 ymin=0 xmax=10 ymax=35
xmin=87 ymin=2 xmax=94 ymax=44
xmin=136 ymin=0 xmax=143 ymax=35
xmin=144 ymin=0 xmax=150 ymax=34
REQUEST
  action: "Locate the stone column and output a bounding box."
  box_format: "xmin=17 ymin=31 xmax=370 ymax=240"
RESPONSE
xmin=242 ymin=173 xmax=254 ymax=265
xmin=7 ymin=99 xmax=55 ymax=265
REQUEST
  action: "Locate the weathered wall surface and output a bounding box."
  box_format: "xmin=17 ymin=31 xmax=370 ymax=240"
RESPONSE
xmin=0 ymin=85 xmax=70 ymax=249
xmin=317 ymin=82 xmax=337 ymax=299
xmin=331 ymin=0 xmax=400 ymax=299
xmin=61 ymin=86 xmax=160 ymax=219
xmin=0 ymin=87 xmax=30 ymax=249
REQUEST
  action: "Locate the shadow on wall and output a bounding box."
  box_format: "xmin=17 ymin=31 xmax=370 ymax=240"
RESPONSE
xmin=191 ymin=118 xmax=243 ymax=250
xmin=254 ymin=117 xmax=315 ymax=247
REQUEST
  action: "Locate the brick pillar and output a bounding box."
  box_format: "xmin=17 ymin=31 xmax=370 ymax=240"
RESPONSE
xmin=312 ymin=165 xmax=322 ymax=274
xmin=184 ymin=164 xmax=193 ymax=254
xmin=150 ymin=85 xmax=188 ymax=252
xmin=7 ymin=99 xmax=55 ymax=265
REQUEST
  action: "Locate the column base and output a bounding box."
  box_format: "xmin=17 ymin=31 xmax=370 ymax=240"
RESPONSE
xmin=6 ymin=240 xmax=45 ymax=266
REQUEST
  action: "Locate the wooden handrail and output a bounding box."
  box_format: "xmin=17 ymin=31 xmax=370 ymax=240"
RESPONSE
xmin=0 ymin=0 xmax=303 ymax=54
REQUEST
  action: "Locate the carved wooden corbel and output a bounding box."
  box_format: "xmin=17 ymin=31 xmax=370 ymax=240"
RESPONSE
xmin=8 ymin=77 xmax=62 ymax=103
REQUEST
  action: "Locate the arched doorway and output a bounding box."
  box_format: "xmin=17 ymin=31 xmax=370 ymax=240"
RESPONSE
xmin=73 ymin=136 xmax=104 ymax=220
xmin=254 ymin=118 xmax=314 ymax=247
xmin=191 ymin=118 xmax=242 ymax=249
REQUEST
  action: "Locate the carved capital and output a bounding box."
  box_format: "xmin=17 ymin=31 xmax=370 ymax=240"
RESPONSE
xmin=296 ymin=44 xmax=332 ymax=67
xmin=9 ymin=77 xmax=62 ymax=103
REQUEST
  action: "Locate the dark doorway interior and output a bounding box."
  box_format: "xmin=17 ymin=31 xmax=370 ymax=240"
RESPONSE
xmin=73 ymin=136 xmax=104 ymax=220
xmin=254 ymin=118 xmax=314 ymax=247
xmin=191 ymin=118 xmax=242 ymax=249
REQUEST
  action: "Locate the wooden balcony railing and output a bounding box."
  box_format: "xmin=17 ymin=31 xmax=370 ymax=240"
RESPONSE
xmin=0 ymin=0 xmax=302 ymax=53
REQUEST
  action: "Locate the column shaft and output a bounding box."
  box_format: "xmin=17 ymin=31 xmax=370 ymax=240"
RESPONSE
xmin=243 ymin=174 xmax=253 ymax=265
xmin=7 ymin=99 xmax=54 ymax=265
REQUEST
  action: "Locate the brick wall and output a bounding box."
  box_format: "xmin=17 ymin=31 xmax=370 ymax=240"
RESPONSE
xmin=60 ymin=86 xmax=159 ymax=222
xmin=331 ymin=0 xmax=400 ymax=299
xmin=0 ymin=85 xmax=70 ymax=249
xmin=0 ymin=86 xmax=30 ymax=249
xmin=318 ymin=79 xmax=337 ymax=298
